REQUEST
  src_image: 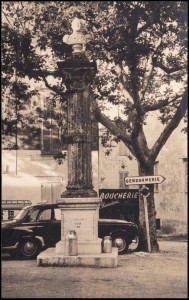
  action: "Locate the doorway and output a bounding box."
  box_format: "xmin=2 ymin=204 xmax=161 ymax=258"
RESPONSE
xmin=41 ymin=182 xmax=61 ymax=204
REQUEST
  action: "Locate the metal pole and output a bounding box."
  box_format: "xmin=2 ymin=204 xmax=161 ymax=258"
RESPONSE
xmin=143 ymin=195 xmax=151 ymax=252
xmin=15 ymin=99 xmax=18 ymax=175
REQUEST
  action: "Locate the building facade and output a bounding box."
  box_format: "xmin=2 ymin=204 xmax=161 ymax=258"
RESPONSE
xmin=2 ymin=91 xmax=187 ymax=234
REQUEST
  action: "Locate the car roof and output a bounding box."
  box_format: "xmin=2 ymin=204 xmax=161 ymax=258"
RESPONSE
xmin=23 ymin=204 xmax=136 ymax=225
xmin=23 ymin=203 xmax=59 ymax=209
xmin=99 ymin=218 xmax=132 ymax=224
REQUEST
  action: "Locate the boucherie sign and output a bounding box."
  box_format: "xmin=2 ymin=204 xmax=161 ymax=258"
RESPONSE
xmin=99 ymin=189 xmax=139 ymax=209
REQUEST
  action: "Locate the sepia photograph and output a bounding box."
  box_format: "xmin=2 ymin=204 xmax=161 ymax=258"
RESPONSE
xmin=1 ymin=1 xmax=187 ymax=298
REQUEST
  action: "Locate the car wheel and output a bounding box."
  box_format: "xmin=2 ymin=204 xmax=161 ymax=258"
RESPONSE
xmin=18 ymin=238 xmax=41 ymax=259
xmin=112 ymin=235 xmax=128 ymax=254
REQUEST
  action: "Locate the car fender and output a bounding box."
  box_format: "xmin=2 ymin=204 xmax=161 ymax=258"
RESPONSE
xmin=17 ymin=234 xmax=44 ymax=249
xmin=17 ymin=232 xmax=44 ymax=244
xmin=35 ymin=236 xmax=45 ymax=247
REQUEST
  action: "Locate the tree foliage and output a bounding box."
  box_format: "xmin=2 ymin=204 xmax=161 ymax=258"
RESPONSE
xmin=2 ymin=1 xmax=188 ymax=251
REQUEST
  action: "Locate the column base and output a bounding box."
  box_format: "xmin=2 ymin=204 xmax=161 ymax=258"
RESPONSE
xmin=61 ymin=188 xmax=97 ymax=198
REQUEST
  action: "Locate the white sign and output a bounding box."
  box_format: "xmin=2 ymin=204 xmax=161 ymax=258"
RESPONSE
xmin=63 ymin=210 xmax=96 ymax=241
xmin=125 ymin=175 xmax=165 ymax=185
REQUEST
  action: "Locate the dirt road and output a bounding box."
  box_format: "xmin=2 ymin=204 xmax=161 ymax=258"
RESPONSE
xmin=1 ymin=240 xmax=187 ymax=298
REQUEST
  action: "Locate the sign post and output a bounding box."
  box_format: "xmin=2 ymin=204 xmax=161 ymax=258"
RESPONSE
xmin=125 ymin=175 xmax=165 ymax=252
xmin=140 ymin=185 xmax=151 ymax=252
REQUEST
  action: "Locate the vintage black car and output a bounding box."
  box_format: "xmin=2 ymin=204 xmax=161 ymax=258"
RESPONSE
xmin=2 ymin=203 xmax=138 ymax=259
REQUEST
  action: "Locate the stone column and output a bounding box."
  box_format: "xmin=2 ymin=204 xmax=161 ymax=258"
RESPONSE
xmin=37 ymin=18 xmax=118 ymax=266
xmin=58 ymin=57 xmax=97 ymax=198
xmin=56 ymin=18 xmax=102 ymax=254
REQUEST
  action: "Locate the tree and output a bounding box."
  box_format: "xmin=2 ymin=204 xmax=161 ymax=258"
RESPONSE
xmin=2 ymin=1 xmax=187 ymax=251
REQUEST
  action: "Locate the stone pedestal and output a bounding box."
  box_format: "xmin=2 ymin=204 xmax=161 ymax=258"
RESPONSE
xmin=37 ymin=248 xmax=118 ymax=268
xmin=56 ymin=197 xmax=102 ymax=255
xmin=37 ymin=197 xmax=118 ymax=268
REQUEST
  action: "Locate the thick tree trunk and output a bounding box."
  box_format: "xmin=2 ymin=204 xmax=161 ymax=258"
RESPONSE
xmin=137 ymin=163 xmax=159 ymax=252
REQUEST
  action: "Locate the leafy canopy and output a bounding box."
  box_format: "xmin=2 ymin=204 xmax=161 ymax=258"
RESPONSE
xmin=2 ymin=1 xmax=188 ymax=162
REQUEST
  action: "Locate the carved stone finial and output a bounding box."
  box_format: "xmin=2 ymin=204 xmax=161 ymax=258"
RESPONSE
xmin=63 ymin=17 xmax=92 ymax=53
xmin=71 ymin=17 xmax=85 ymax=32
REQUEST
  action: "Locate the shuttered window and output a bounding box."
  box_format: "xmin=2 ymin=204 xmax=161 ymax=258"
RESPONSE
xmin=91 ymin=120 xmax=99 ymax=151
xmin=118 ymin=142 xmax=129 ymax=156
xmin=183 ymin=158 xmax=188 ymax=193
xmin=119 ymin=171 xmax=128 ymax=188
xmin=154 ymin=162 xmax=159 ymax=192
xmin=41 ymin=127 xmax=61 ymax=155
xmin=41 ymin=182 xmax=61 ymax=204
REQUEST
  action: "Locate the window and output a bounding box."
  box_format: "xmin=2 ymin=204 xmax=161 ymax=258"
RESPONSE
xmin=39 ymin=90 xmax=63 ymax=155
xmin=54 ymin=208 xmax=61 ymax=220
xmin=38 ymin=209 xmax=52 ymax=221
xmin=183 ymin=158 xmax=188 ymax=193
xmin=2 ymin=165 xmax=9 ymax=174
xmin=91 ymin=120 xmax=99 ymax=151
xmin=25 ymin=208 xmax=40 ymax=222
xmin=154 ymin=161 xmax=159 ymax=192
xmin=41 ymin=182 xmax=62 ymax=204
xmin=156 ymin=218 xmax=161 ymax=230
xmin=119 ymin=171 xmax=128 ymax=188
xmin=41 ymin=125 xmax=61 ymax=155
xmin=8 ymin=210 xmax=14 ymax=220
xmin=118 ymin=142 xmax=129 ymax=156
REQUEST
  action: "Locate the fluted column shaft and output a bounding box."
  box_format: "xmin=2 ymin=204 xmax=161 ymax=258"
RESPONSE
xmin=58 ymin=56 xmax=97 ymax=198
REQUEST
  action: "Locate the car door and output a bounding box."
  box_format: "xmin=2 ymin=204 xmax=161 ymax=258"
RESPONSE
xmin=34 ymin=207 xmax=61 ymax=246
xmin=2 ymin=222 xmax=20 ymax=247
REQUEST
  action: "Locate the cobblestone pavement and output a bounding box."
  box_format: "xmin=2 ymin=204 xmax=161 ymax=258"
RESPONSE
xmin=1 ymin=240 xmax=187 ymax=298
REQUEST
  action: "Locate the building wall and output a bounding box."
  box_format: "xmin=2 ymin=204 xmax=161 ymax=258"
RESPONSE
xmin=98 ymin=120 xmax=187 ymax=234
xmin=2 ymin=121 xmax=187 ymax=234
xmin=99 ymin=144 xmax=138 ymax=189
xmin=2 ymin=150 xmax=99 ymax=204
xmin=154 ymin=126 xmax=187 ymax=233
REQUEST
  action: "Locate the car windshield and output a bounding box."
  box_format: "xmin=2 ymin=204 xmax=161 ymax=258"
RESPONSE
xmin=14 ymin=208 xmax=31 ymax=220
xmin=14 ymin=207 xmax=40 ymax=222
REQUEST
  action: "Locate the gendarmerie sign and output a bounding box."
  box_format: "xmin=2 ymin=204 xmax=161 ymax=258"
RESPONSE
xmin=99 ymin=189 xmax=139 ymax=209
xmin=125 ymin=175 xmax=165 ymax=185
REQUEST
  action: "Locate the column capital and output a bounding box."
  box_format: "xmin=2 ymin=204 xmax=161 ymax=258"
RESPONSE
xmin=57 ymin=59 xmax=96 ymax=91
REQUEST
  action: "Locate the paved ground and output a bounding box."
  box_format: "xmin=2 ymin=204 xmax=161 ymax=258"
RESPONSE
xmin=1 ymin=240 xmax=187 ymax=298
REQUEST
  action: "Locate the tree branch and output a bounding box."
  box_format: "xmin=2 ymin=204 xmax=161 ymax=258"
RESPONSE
xmin=136 ymin=3 xmax=161 ymax=37
xmin=15 ymin=8 xmax=25 ymax=33
xmin=150 ymin=89 xmax=188 ymax=160
xmin=129 ymin=110 xmax=152 ymax=167
xmin=29 ymin=68 xmax=61 ymax=78
xmin=153 ymin=61 xmax=186 ymax=74
xmin=115 ymin=63 xmax=133 ymax=101
xmin=2 ymin=10 xmax=14 ymax=29
xmin=136 ymin=20 xmax=153 ymax=37
xmin=140 ymin=37 xmax=162 ymax=101
xmin=90 ymin=93 xmax=135 ymax=154
xmin=142 ymin=94 xmax=182 ymax=112
xmin=41 ymin=76 xmax=66 ymax=100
